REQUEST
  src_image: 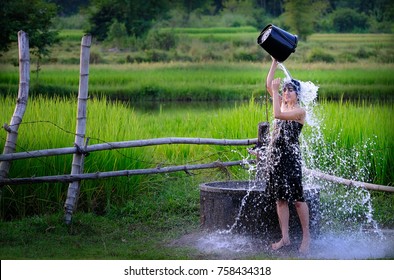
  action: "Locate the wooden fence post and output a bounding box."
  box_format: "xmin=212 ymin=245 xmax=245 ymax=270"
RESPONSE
xmin=0 ymin=31 xmax=30 ymax=182
xmin=254 ymin=122 xmax=270 ymax=181
xmin=64 ymin=34 xmax=92 ymax=224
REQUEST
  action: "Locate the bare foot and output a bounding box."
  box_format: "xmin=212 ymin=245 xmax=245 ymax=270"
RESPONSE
xmin=271 ymin=239 xmax=290 ymax=250
xmin=298 ymin=239 xmax=310 ymax=254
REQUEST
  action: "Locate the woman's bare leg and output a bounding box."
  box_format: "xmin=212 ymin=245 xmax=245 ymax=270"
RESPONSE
xmin=295 ymin=201 xmax=310 ymax=253
xmin=272 ymin=200 xmax=291 ymax=250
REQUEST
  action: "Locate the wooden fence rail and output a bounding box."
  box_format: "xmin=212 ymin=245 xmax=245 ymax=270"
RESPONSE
xmin=1 ymin=154 xmax=392 ymax=193
xmin=0 ymin=137 xmax=258 ymax=162
xmin=0 ymin=159 xmax=249 ymax=185
xmin=1 ymin=31 xmax=392 ymax=225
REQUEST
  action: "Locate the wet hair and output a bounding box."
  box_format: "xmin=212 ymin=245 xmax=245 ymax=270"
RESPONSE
xmin=283 ymin=79 xmax=301 ymax=95
xmin=283 ymin=79 xmax=301 ymax=103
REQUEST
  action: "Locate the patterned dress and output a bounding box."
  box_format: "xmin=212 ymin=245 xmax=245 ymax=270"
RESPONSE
xmin=265 ymin=119 xmax=304 ymax=202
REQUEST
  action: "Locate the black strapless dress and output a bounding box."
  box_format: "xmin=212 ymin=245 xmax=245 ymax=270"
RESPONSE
xmin=265 ymin=119 xmax=305 ymax=202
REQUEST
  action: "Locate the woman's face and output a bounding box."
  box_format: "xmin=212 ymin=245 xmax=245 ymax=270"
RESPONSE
xmin=282 ymin=85 xmax=298 ymax=103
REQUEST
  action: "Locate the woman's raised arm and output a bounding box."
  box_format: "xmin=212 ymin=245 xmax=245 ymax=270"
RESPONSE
xmin=266 ymin=57 xmax=278 ymax=98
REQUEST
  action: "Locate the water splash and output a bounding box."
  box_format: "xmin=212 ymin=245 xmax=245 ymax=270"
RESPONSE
xmin=197 ymin=232 xmax=260 ymax=254
xmin=219 ymin=150 xmax=261 ymax=234
xmin=277 ymin=62 xmax=292 ymax=80
xmin=279 ymin=63 xmax=386 ymax=252
xmin=309 ymin=230 xmax=393 ymax=259
xmin=192 ymin=230 xmax=394 ymax=259
xmin=278 ymin=62 xmax=320 ymax=127
xmin=193 ymin=63 xmax=389 ymax=259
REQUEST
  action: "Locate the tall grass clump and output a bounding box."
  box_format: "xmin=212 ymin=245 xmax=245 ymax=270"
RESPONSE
xmin=0 ymin=95 xmax=262 ymax=220
xmin=0 ymin=96 xmax=150 ymax=219
xmin=0 ymin=95 xmax=392 ymax=220
xmin=302 ymin=99 xmax=393 ymax=185
xmin=300 ymin=99 xmax=393 ymax=228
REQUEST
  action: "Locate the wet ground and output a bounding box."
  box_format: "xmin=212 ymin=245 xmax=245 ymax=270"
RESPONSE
xmin=171 ymin=228 xmax=394 ymax=260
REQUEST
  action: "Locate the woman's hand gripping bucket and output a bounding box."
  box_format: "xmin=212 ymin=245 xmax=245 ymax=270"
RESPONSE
xmin=257 ymin=24 xmax=298 ymax=62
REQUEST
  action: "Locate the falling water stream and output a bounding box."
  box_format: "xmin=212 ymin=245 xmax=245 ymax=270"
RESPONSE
xmin=177 ymin=63 xmax=394 ymax=259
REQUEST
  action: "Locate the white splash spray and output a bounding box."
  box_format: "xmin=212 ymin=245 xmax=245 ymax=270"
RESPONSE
xmin=193 ymin=63 xmax=389 ymax=259
xmin=278 ymin=62 xmax=320 ymax=127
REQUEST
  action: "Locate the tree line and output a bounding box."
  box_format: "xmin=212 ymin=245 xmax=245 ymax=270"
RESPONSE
xmin=1 ymin=0 xmax=393 ymax=57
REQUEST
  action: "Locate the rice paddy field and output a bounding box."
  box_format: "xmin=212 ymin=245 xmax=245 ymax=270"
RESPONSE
xmin=0 ymin=28 xmax=393 ymax=101
xmin=0 ymin=95 xmax=392 ymax=220
xmin=0 ymin=28 xmax=393 ymax=260
xmin=1 ymin=61 xmax=393 ymax=101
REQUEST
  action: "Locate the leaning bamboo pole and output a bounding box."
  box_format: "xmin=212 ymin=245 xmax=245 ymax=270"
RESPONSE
xmin=303 ymin=168 xmax=393 ymax=192
xmin=0 ymin=31 xmax=30 ymax=180
xmin=64 ymin=34 xmax=91 ymax=224
xmin=0 ymin=160 xmax=247 ymax=185
xmin=0 ymin=137 xmax=258 ymax=162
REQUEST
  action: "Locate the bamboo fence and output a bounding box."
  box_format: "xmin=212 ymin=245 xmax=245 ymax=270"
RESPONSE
xmin=1 ymin=31 xmax=393 ymax=224
xmin=64 ymin=34 xmax=91 ymax=224
xmin=0 ymin=31 xmax=30 ymax=180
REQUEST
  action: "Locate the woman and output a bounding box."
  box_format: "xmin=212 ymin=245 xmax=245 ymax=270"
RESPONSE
xmin=265 ymin=57 xmax=310 ymax=254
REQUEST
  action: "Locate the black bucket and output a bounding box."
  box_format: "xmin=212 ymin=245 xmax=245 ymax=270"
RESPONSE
xmin=257 ymin=24 xmax=298 ymax=62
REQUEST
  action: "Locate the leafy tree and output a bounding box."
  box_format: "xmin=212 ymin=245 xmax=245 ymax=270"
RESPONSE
xmin=145 ymin=29 xmax=177 ymax=51
xmin=178 ymin=0 xmax=211 ymax=13
xmin=255 ymin=0 xmax=284 ymax=17
xmin=88 ymin=0 xmax=122 ymax=41
xmin=123 ymin=0 xmax=170 ymax=37
xmin=212 ymin=0 xmax=225 ymax=15
xmin=283 ymin=0 xmax=328 ymax=40
xmin=326 ymin=0 xmax=393 ymax=22
xmin=106 ymin=19 xmax=129 ymax=48
xmin=88 ymin=0 xmax=172 ymax=41
xmin=220 ymin=0 xmax=261 ymax=28
xmin=48 ymin=0 xmax=90 ymax=16
xmin=331 ymin=8 xmax=369 ymax=32
xmin=0 ymin=0 xmax=58 ymax=54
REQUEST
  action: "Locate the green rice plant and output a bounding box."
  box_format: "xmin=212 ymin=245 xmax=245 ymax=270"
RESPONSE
xmin=1 ymin=61 xmax=393 ymax=101
xmin=303 ymin=99 xmax=393 ymax=185
xmin=371 ymin=192 xmax=394 ymax=227
xmin=306 ymin=48 xmax=336 ymax=63
xmin=319 ymin=182 xmax=377 ymax=232
xmin=160 ymin=26 xmax=258 ymax=34
xmin=0 ymin=94 xmax=392 ymax=219
xmin=1 ymin=30 xmax=393 ymax=65
xmin=58 ymin=29 xmax=86 ymax=41
xmin=309 ymin=33 xmax=393 ymax=43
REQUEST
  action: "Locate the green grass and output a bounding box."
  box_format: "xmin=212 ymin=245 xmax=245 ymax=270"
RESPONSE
xmin=58 ymin=29 xmax=87 ymax=41
xmin=308 ymin=100 xmax=394 ymax=185
xmin=0 ymin=212 xmax=203 ymax=259
xmin=1 ymin=62 xmax=393 ymax=101
xmin=0 ymin=95 xmax=255 ymax=219
xmin=160 ymin=26 xmax=258 ymax=34
xmin=0 ymin=97 xmax=393 ymax=260
xmin=1 ymin=30 xmax=393 ymax=65
xmin=0 ymin=28 xmax=393 ymax=259
xmin=1 ymin=29 xmax=393 ymax=100
xmin=0 ymin=95 xmax=392 ymax=220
